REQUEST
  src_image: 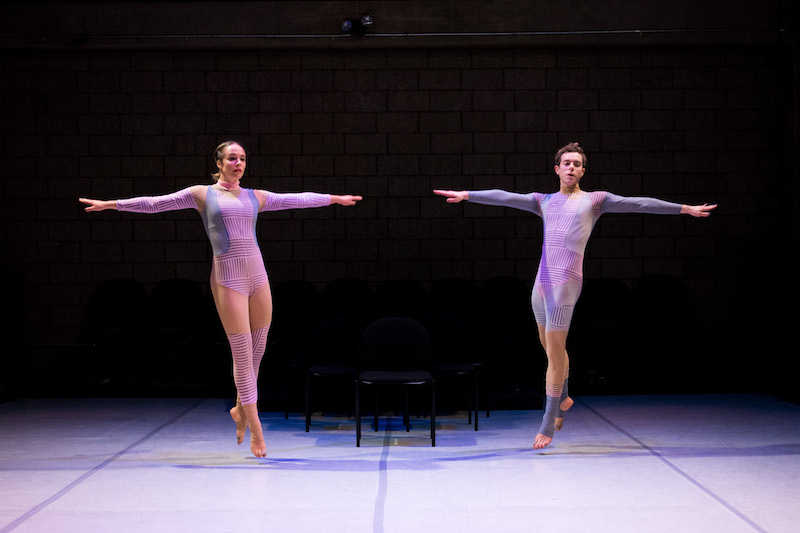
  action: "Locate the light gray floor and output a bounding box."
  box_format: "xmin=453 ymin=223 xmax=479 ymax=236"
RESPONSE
xmin=1 ymin=394 xmax=798 ymax=533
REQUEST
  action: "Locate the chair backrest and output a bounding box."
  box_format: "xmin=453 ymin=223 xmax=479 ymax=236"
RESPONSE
xmin=307 ymin=316 xmax=367 ymax=366
xmin=418 ymin=312 xmax=471 ymax=364
xmin=360 ymin=317 xmax=430 ymax=370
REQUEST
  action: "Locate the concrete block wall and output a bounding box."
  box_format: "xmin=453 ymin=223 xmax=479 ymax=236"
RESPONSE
xmin=1 ymin=0 xmax=797 ymax=403
xmin=2 ymin=44 xmax=786 ymax=348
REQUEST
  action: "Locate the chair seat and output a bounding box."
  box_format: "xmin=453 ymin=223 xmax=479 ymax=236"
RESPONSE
xmin=432 ymin=362 xmax=475 ymax=374
xmin=308 ymin=364 xmax=358 ymax=377
xmin=359 ymin=370 xmax=433 ymax=385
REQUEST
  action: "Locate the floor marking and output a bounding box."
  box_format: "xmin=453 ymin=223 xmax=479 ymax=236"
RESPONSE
xmin=579 ymin=398 xmax=768 ymax=533
xmin=1 ymin=399 xmax=204 ymax=533
xmin=372 ymin=429 xmax=392 ymax=533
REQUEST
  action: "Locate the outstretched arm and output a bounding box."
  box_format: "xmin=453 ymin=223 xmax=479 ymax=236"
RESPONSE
xmin=600 ymin=193 xmax=717 ymax=218
xmin=79 ymin=198 xmax=118 ymax=212
xmin=80 ymin=186 xmax=201 ymax=214
xmin=259 ymin=191 xmax=362 ymax=212
xmin=435 ymin=189 xmax=540 ymax=214
xmin=433 ymin=189 xmax=469 ymax=203
xmin=330 ymin=195 xmax=363 ymax=206
xmin=680 ymin=203 xmax=717 ymax=217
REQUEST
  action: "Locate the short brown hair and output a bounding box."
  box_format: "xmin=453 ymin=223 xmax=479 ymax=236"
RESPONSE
xmin=554 ymin=142 xmax=586 ymax=167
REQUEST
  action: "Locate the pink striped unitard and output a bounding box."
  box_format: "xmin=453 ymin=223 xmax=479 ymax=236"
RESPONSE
xmin=117 ymin=184 xmax=330 ymax=404
xmin=468 ymin=189 xmax=681 ymax=332
xmin=468 ymin=189 xmax=682 ymax=439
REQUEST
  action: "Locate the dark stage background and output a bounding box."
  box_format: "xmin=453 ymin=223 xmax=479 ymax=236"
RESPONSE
xmin=1 ymin=1 xmax=797 ymax=408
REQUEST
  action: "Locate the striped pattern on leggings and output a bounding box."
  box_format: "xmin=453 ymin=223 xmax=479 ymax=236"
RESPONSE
xmin=230 ymin=325 xmax=271 ymax=406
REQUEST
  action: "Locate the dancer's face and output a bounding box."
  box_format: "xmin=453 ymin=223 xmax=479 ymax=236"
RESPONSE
xmin=555 ymin=151 xmax=585 ymax=189
xmin=216 ymin=144 xmax=246 ymax=182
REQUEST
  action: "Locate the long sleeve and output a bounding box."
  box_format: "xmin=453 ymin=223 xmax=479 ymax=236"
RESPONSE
xmin=116 ymin=187 xmax=199 ymax=213
xmin=597 ymin=192 xmax=681 ymax=216
xmin=259 ymin=191 xmax=331 ymax=212
xmin=467 ymin=189 xmax=541 ymax=215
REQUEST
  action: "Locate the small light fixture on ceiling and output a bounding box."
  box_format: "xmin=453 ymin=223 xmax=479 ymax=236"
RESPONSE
xmin=341 ymin=14 xmax=374 ymax=37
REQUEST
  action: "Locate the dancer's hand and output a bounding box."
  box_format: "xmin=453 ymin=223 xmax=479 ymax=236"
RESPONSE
xmin=79 ymin=198 xmax=117 ymax=212
xmin=681 ymin=203 xmax=717 ymax=218
xmin=433 ymin=190 xmax=469 ymax=203
xmin=332 ymin=195 xmax=363 ymax=206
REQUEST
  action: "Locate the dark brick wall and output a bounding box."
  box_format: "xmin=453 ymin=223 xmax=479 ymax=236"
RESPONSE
xmin=1 ymin=1 xmax=796 ymax=402
xmin=2 ymin=45 xmax=786 ymax=332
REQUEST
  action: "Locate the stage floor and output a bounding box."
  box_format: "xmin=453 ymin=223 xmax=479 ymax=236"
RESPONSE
xmin=1 ymin=394 xmax=798 ymax=533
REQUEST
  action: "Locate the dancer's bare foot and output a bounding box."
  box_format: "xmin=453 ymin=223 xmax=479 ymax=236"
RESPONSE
xmin=230 ymin=402 xmax=248 ymax=445
xmin=242 ymin=402 xmax=267 ymax=458
xmin=554 ymin=396 xmax=574 ymax=431
xmin=534 ymin=433 xmax=552 ymax=449
xmin=250 ymin=432 xmax=267 ymax=458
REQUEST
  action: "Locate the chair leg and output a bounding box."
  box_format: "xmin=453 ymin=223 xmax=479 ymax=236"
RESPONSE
xmin=374 ymin=390 xmax=379 ymax=432
xmin=304 ymin=371 xmax=311 ymax=432
xmin=474 ymin=370 xmax=479 ymax=431
xmin=355 ymin=380 xmax=361 ymax=447
xmin=467 ymin=374 xmax=472 ymax=425
xmin=485 ymin=364 xmax=490 ymax=418
xmin=430 ymin=381 xmax=436 ymax=447
xmin=404 ymin=388 xmax=410 ymax=432
xmin=283 ymin=361 xmax=289 ymax=419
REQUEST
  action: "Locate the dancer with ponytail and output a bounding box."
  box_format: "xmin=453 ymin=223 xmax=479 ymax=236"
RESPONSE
xmin=81 ymin=141 xmax=362 ymax=458
xmin=435 ymin=142 xmax=715 ymax=450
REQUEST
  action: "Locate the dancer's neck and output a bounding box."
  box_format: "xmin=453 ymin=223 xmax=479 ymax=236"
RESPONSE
xmin=560 ymin=185 xmax=581 ymax=196
xmin=217 ymin=179 xmax=240 ymax=191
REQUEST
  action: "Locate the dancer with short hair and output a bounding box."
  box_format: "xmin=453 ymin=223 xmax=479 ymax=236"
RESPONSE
xmin=81 ymin=140 xmax=362 ymax=458
xmin=435 ymin=142 xmax=715 ymax=450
